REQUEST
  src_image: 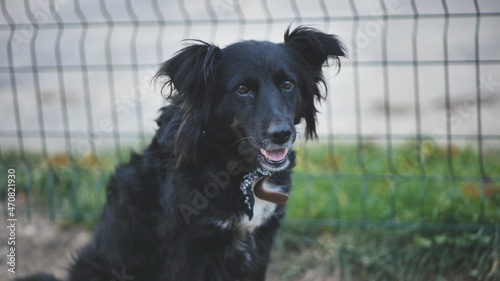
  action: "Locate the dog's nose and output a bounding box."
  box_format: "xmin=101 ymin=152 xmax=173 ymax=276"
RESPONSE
xmin=268 ymin=124 xmax=292 ymax=145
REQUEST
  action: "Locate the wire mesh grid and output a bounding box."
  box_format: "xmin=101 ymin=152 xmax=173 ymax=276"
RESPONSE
xmin=1 ymin=0 xmax=499 ymax=231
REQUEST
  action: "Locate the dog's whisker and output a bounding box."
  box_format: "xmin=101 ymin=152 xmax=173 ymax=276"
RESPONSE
xmin=230 ymin=136 xmax=255 ymax=147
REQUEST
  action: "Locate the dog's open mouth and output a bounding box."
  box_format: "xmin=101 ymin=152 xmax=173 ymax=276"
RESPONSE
xmin=259 ymin=148 xmax=290 ymax=171
xmin=260 ymin=148 xmax=288 ymax=163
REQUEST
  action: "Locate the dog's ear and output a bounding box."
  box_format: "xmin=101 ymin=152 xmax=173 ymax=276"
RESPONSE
xmin=284 ymin=26 xmax=346 ymax=139
xmin=154 ymin=41 xmax=221 ymax=166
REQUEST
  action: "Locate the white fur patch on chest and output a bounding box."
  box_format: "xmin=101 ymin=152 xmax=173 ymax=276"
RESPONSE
xmin=238 ymin=181 xmax=282 ymax=232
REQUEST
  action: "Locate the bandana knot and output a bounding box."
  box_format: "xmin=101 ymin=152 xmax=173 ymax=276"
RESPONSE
xmin=240 ymin=167 xmax=271 ymax=220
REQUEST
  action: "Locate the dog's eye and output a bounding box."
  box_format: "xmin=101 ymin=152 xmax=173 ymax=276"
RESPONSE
xmin=236 ymin=85 xmax=250 ymax=95
xmin=282 ymin=80 xmax=294 ymax=91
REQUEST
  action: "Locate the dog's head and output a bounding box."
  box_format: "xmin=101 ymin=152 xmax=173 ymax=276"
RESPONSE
xmin=155 ymin=26 xmax=345 ymax=170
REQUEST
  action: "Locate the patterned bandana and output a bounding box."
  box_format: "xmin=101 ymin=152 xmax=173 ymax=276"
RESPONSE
xmin=240 ymin=167 xmax=271 ymax=220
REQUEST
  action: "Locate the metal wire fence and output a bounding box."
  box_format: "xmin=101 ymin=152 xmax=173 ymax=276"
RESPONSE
xmin=1 ymin=0 xmax=499 ymax=231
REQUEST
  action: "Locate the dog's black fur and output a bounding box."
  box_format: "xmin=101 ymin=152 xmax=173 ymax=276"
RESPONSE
xmin=20 ymin=26 xmax=344 ymax=281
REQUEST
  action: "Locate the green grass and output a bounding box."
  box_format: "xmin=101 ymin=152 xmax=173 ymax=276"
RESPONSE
xmin=271 ymin=227 xmax=500 ymax=280
xmin=1 ymin=142 xmax=499 ymax=227
xmin=1 ymin=142 xmax=499 ymax=279
xmin=289 ymin=141 xmax=500 ymax=226
xmin=0 ymin=150 xmax=114 ymax=227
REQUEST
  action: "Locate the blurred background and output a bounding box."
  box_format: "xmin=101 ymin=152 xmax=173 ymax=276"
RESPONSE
xmin=1 ymin=0 xmax=499 ymax=280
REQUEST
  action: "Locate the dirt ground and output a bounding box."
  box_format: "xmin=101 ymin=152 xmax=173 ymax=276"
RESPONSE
xmin=1 ymin=213 xmax=285 ymax=281
xmin=1 ymin=213 xmax=90 ymax=280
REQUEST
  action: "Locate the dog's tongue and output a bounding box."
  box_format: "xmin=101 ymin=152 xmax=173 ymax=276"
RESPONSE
xmin=260 ymin=148 xmax=288 ymax=162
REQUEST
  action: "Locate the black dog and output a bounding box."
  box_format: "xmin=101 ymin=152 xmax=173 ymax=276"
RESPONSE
xmin=21 ymin=26 xmax=345 ymax=281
